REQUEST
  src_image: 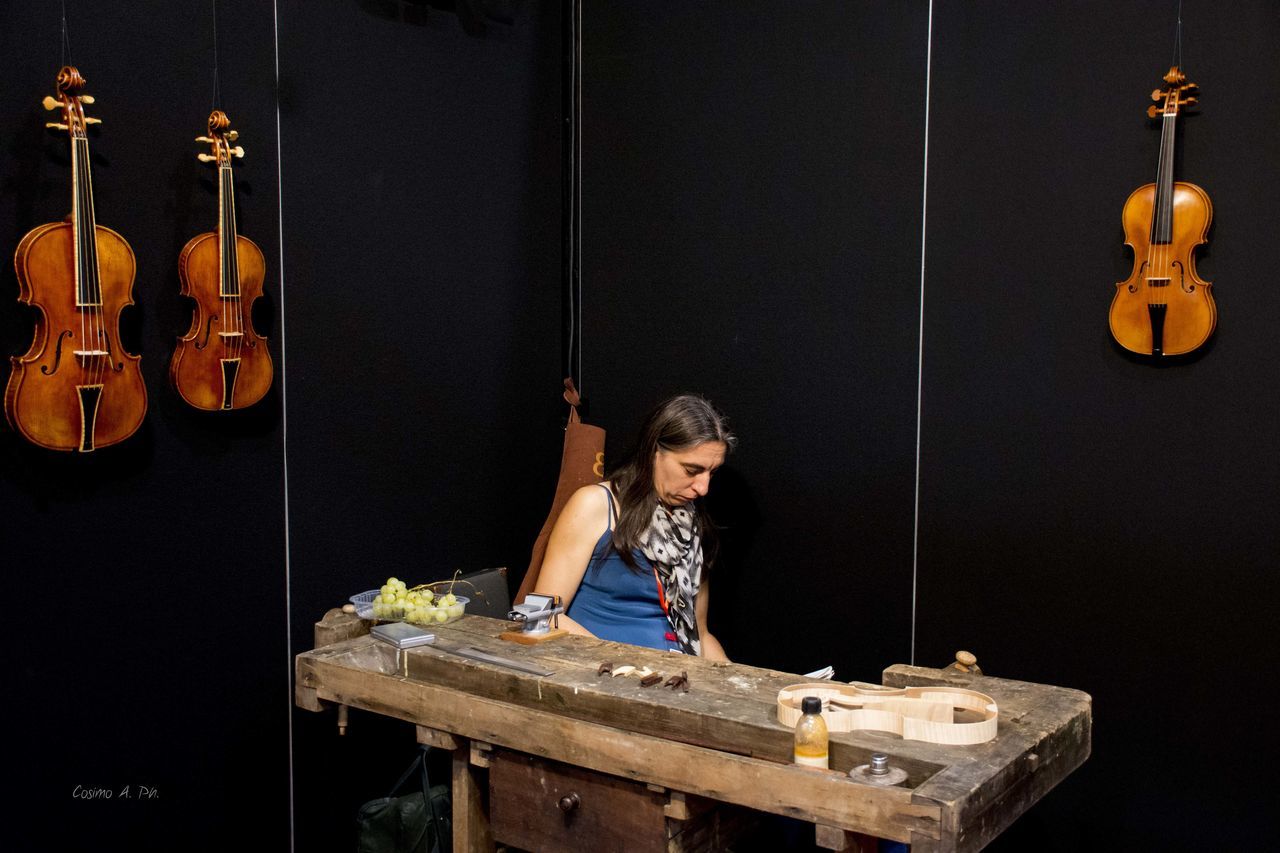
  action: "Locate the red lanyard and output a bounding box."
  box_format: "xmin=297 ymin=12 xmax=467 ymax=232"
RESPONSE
xmin=651 ymin=567 xmax=669 ymax=615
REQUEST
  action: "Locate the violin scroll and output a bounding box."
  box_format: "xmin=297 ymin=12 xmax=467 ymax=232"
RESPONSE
xmin=195 ymin=110 xmax=245 ymax=165
xmin=1146 ymin=65 xmax=1199 ymax=119
xmin=41 ymin=66 xmax=101 ymax=135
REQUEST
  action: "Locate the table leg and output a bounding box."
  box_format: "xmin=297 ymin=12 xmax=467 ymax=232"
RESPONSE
xmin=453 ymin=738 xmax=494 ymax=853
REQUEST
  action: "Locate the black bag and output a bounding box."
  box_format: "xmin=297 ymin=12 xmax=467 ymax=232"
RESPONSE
xmin=357 ymin=746 xmax=451 ymax=853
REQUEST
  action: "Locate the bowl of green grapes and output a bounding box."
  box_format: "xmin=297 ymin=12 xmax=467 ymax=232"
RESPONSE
xmin=351 ymin=576 xmax=468 ymax=625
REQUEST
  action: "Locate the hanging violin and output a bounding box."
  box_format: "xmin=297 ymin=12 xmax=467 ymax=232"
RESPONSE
xmin=5 ymin=67 xmax=147 ymax=452
xmin=170 ymin=110 xmax=272 ymax=411
xmin=1110 ymin=65 xmax=1215 ymax=357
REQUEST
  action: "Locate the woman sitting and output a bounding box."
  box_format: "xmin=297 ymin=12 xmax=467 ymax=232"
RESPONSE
xmin=532 ymin=394 xmax=735 ymax=660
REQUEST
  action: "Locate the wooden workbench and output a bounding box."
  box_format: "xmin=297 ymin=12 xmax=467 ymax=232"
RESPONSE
xmin=297 ymin=613 xmax=1090 ymax=851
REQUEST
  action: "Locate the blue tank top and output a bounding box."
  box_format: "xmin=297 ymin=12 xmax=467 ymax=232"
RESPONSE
xmin=565 ymin=486 xmax=683 ymax=652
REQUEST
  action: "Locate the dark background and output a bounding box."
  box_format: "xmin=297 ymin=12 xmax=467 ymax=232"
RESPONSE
xmin=2 ymin=0 xmax=1276 ymax=850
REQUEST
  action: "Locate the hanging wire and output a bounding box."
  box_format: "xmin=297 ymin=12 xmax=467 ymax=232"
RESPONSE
xmin=211 ymin=0 xmax=223 ymax=110
xmin=60 ymin=0 xmax=74 ymax=68
xmin=1171 ymin=0 xmax=1183 ymax=69
xmin=574 ymin=0 xmax=583 ymax=396
xmin=563 ymin=0 xmax=583 ymax=396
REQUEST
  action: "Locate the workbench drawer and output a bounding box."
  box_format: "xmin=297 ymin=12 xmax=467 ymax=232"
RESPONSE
xmin=488 ymin=749 xmax=749 ymax=853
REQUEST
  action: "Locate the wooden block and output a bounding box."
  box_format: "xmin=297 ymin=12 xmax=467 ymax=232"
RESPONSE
xmin=314 ymin=609 xmax=369 ymax=649
xmin=815 ymin=824 xmax=878 ymax=852
xmin=294 ymin=680 xmax=326 ymax=713
xmin=662 ymin=791 xmax=690 ymax=821
xmin=470 ymin=740 xmax=493 ymax=768
xmin=416 ymin=724 xmax=460 ymax=751
xmin=499 ymin=627 xmax=568 ymax=645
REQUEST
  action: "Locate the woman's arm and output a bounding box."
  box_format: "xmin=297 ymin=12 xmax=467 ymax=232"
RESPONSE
xmin=531 ymin=484 xmax=612 ymax=638
xmin=695 ymin=577 xmax=730 ymax=661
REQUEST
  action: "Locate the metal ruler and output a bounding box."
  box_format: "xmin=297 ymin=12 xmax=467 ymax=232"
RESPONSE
xmin=442 ymin=644 xmax=556 ymax=677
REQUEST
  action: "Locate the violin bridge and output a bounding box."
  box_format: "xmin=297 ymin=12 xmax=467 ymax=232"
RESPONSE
xmin=1145 ymin=276 xmax=1171 ymax=288
xmin=220 ymin=358 xmax=241 ymax=410
xmin=76 ymin=383 xmax=103 ymax=452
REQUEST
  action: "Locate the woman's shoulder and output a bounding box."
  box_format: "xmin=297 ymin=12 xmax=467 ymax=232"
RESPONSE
xmin=559 ymin=482 xmax=614 ymax=531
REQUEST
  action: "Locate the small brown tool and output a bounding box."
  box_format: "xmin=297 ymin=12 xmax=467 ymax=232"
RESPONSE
xmin=639 ymin=672 xmax=664 ymax=687
xmin=597 ymin=661 xmax=613 ymax=676
xmin=949 ymin=651 xmax=983 ymax=675
xmin=663 ymin=671 xmax=689 ymax=692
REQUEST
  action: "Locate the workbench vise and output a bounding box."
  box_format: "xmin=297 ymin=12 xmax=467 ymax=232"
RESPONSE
xmin=504 ymin=593 xmax=566 ymax=643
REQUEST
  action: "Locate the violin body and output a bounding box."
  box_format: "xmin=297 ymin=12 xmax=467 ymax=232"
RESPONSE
xmin=169 ymin=110 xmax=272 ymax=411
xmin=1111 ymin=180 xmax=1215 ymax=356
xmin=4 ymin=68 xmax=147 ymax=452
xmin=6 ymin=223 xmax=146 ymax=450
xmin=170 ymin=231 xmax=271 ymax=411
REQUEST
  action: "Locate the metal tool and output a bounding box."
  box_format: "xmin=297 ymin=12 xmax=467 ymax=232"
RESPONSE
xmin=507 ymin=593 xmax=565 ymax=637
xmin=444 ymin=645 xmax=556 ymax=677
xmin=850 ymin=752 xmax=908 ymax=787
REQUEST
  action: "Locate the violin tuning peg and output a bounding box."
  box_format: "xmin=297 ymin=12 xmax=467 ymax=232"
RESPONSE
xmin=195 ymin=135 xmax=215 ymax=143
xmin=227 ymin=130 xmax=239 ymax=141
xmin=231 ymin=146 xmax=245 ymax=158
xmin=84 ymin=117 xmax=102 ymax=125
xmin=45 ymin=122 xmax=69 ymax=131
xmin=1151 ymin=89 xmax=1164 ymax=101
xmin=42 ymin=96 xmax=60 ymax=111
xmin=197 ymin=153 xmax=217 ymax=163
xmin=80 ymin=95 xmax=95 ymax=104
xmin=1146 ymin=105 xmax=1161 ymax=119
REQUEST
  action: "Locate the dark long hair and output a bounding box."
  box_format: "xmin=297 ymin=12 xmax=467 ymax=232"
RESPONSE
xmin=606 ymin=394 xmax=737 ymax=571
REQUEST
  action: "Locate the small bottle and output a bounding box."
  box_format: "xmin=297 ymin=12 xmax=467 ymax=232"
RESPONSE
xmin=793 ymin=696 xmax=829 ymax=769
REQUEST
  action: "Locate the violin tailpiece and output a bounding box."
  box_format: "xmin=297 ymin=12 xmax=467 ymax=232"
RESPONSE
xmin=220 ymin=358 xmax=241 ymax=410
xmin=76 ymin=383 xmax=103 ymax=452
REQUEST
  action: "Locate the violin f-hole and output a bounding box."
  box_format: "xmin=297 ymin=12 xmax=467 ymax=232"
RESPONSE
xmin=40 ymin=330 xmax=73 ymax=375
xmin=195 ymin=313 xmax=218 ymax=350
xmin=1173 ymin=260 xmax=1194 ymax=293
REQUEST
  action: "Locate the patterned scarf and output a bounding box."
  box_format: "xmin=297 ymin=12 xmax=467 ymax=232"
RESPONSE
xmin=638 ymin=501 xmax=702 ymax=655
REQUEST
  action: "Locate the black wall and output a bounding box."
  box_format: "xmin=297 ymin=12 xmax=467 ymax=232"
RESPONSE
xmin=582 ymin=1 xmax=1279 ymax=850
xmin=5 ymin=0 xmax=1277 ymax=849
xmin=278 ymin=2 xmax=564 ymax=850
xmin=1 ymin=2 xmax=287 ymax=851
xmin=916 ymin=2 xmax=1280 ymax=848
xmin=1 ymin=1 xmax=562 ymax=851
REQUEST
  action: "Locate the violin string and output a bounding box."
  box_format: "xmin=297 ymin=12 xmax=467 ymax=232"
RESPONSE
xmin=1152 ymin=99 xmax=1162 ymax=312
xmin=74 ymin=133 xmax=85 ymax=388
xmin=222 ymin=163 xmax=231 ymax=371
xmin=228 ymin=162 xmax=241 ymax=363
xmin=85 ymin=135 xmax=104 ymax=388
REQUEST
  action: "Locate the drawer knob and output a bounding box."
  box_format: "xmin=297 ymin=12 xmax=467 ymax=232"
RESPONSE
xmin=558 ymin=792 xmax=581 ymax=813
